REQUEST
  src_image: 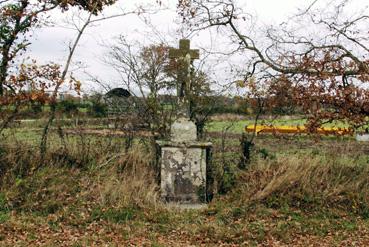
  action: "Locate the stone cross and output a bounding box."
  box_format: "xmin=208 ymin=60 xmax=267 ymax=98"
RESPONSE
xmin=169 ymin=39 xmax=199 ymax=118
xmin=157 ymin=39 xmax=212 ymax=205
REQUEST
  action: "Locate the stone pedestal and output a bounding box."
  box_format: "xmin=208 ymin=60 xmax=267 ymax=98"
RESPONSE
xmin=156 ymin=118 xmax=212 ymax=204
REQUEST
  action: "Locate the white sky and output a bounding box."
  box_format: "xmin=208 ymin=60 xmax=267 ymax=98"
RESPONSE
xmin=27 ymin=0 xmax=367 ymax=94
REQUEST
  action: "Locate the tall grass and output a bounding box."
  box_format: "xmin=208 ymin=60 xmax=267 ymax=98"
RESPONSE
xmin=1 ymin=135 xmax=368 ymax=217
xmin=232 ymin=155 xmax=369 ymax=215
xmin=96 ymin=148 xmax=159 ymax=209
xmin=0 ymin=140 xmax=160 ymax=213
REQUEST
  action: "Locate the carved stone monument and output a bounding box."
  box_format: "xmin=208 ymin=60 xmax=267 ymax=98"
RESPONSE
xmin=156 ymin=39 xmax=212 ymax=204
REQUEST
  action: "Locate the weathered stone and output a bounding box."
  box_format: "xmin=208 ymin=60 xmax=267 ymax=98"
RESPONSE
xmin=169 ymin=39 xmax=199 ymax=60
xmin=160 ymin=147 xmax=207 ymax=203
xmin=356 ymin=134 xmax=369 ymax=142
xmin=157 ymin=141 xmax=212 ymax=204
xmin=167 ymin=203 xmax=208 ymax=210
xmin=169 ymin=39 xmax=199 ymax=118
xmin=170 ymin=117 xmax=197 ymax=142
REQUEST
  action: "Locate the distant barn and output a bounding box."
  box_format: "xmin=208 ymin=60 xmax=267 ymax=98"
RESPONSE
xmin=104 ymin=88 xmax=149 ymax=130
xmin=106 ymin=88 xmax=131 ymax=98
xmin=104 ymin=88 xmax=133 ymax=116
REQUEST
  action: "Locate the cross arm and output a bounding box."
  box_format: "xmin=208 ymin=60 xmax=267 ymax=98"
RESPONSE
xmin=169 ymin=49 xmax=200 ymax=59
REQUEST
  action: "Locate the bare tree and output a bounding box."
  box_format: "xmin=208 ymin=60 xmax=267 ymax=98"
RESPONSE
xmin=105 ymin=37 xmax=177 ymax=138
xmin=178 ymin=0 xmax=369 ymax=130
xmin=104 ymin=36 xmax=217 ymax=140
xmin=39 ymin=3 xmax=151 ymax=157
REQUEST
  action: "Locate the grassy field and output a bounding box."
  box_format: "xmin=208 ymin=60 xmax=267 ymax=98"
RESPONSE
xmin=1 ymin=118 xmax=369 ymax=246
xmin=207 ymin=118 xmax=355 ymax=133
xmin=207 ymin=119 xmax=305 ymax=133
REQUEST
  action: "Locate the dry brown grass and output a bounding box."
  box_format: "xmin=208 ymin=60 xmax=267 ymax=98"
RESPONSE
xmin=2 ymin=136 xmax=368 ymax=216
xmin=96 ymin=148 xmax=160 ymax=209
xmin=0 ymin=141 xmax=160 ymax=214
xmin=0 ymin=143 xmax=37 ymax=187
xmin=233 ymin=155 xmax=369 ymax=213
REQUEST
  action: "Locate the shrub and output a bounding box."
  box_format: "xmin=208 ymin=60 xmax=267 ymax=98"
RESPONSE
xmin=88 ymin=101 xmax=107 ymax=117
xmin=57 ymin=99 xmax=79 ymax=115
xmin=30 ymin=102 xmax=43 ymax=114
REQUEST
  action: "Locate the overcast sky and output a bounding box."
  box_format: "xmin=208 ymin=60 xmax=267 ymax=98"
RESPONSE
xmin=27 ymin=0 xmax=367 ymax=94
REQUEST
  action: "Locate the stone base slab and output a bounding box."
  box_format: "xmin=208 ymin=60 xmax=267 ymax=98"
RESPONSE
xmin=356 ymin=134 xmax=369 ymax=142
